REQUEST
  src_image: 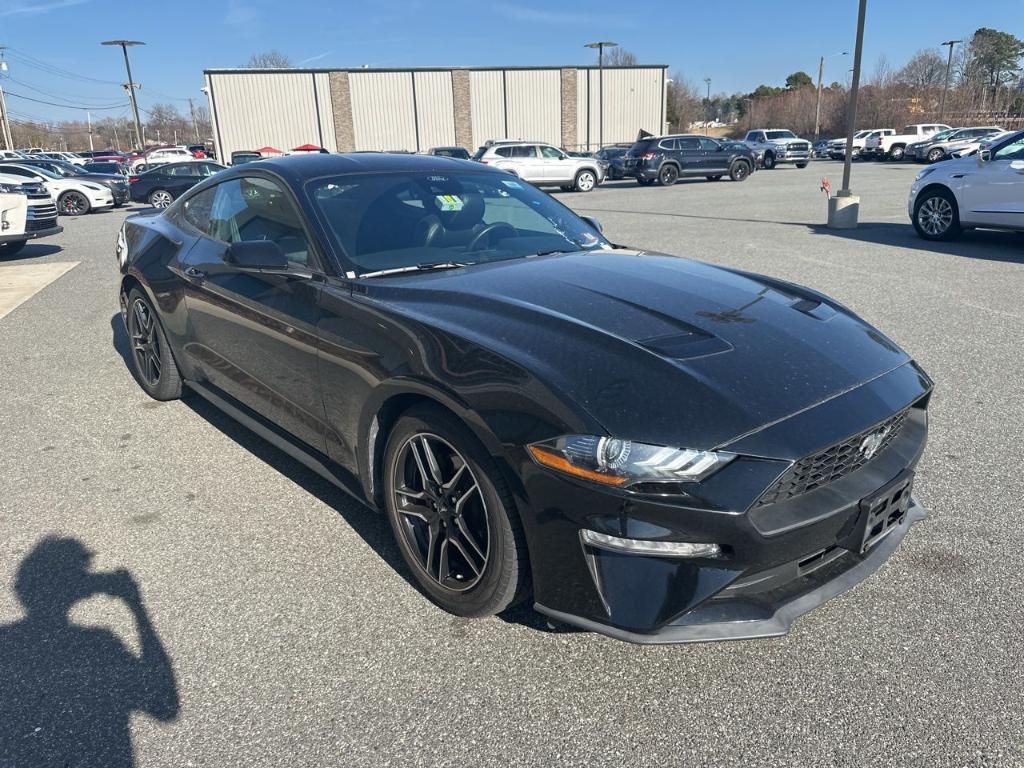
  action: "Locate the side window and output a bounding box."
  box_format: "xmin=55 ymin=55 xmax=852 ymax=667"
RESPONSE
xmin=698 ymin=138 xmax=719 ymax=151
xmin=182 ymin=185 xmax=217 ymax=235
xmin=994 ymin=136 xmax=1024 ymax=162
xmin=657 ymin=139 xmax=676 ymax=150
xmin=679 ymin=137 xmax=701 ymax=150
xmin=494 ymin=147 xmax=511 ymax=158
xmin=539 ymin=145 xmax=563 ymax=159
xmin=511 ymin=145 xmax=537 ymax=158
xmin=208 ymin=177 xmax=311 ymax=266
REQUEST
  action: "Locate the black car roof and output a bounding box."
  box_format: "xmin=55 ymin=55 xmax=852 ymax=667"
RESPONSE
xmin=249 ymin=152 xmax=504 ymax=182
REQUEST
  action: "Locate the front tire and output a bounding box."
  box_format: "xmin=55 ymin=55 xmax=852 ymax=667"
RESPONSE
xmin=927 ymin=147 xmax=946 ymax=163
xmin=383 ymin=405 xmax=529 ymax=617
xmin=58 ymin=190 xmax=90 ymax=216
xmin=573 ymin=169 xmax=596 ymax=192
xmin=729 ymin=161 xmax=751 ymax=182
xmin=913 ymin=187 xmax=961 ymax=241
xmin=762 ymin=152 xmax=776 ymax=169
xmin=125 ymin=288 xmax=182 ymax=400
xmin=658 ymin=164 xmax=679 ymax=186
xmin=796 ymin=162 xmax=808 ymax=169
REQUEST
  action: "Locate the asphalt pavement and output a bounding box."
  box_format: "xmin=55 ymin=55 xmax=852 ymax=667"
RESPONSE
xmin=0 ymin=160 xmax=1022 ymax=767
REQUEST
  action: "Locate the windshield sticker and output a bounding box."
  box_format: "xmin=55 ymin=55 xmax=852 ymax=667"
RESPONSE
xmin=501 ymin=179 xmax=523 ymax=189
xmin=435 ymin=194 xmax=464 ymax=211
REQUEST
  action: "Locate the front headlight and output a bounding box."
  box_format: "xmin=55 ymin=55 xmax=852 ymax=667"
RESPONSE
xmin=83 ymin=182 xmax=105 ymax=191
xmin=0 ymin=183 xmax=16 ymax=194
xmin=527 ymin=435 xmax=735 ymax=488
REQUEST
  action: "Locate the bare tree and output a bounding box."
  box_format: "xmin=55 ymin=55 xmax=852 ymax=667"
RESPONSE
xmin=896 ymin=50 xmax=946 ymax=88
xmin=244 ymin=50 xmax=293 ymax=68
xmin=604 ymin=48 xmax=638 ymax=67
xmin=665 ymin=72 xmax=702 ymax=132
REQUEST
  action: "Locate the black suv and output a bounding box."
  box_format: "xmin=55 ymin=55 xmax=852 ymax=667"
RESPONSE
xmin=624 ymin=135 xmax=757 ymax=186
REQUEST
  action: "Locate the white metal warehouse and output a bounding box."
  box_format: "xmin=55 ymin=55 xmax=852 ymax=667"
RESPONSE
xmin=203 ymin=65 xmax=668 ymax=160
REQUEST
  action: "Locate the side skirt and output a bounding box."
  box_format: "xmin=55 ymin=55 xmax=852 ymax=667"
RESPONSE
xmin=186 ymin=380 xmax=374 ymax=510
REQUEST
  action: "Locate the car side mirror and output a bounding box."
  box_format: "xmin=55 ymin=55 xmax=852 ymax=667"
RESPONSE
xmin=225 ymin=240 xmax=289 ymax=271
xmin=978 ymin=149 xmax=991 ymax=164
xmin=581 ymin=215 xmax=603 ymax=233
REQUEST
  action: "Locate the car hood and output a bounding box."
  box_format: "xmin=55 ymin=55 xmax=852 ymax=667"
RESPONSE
xmin=365 ymin=250 xmax=911 ymax=450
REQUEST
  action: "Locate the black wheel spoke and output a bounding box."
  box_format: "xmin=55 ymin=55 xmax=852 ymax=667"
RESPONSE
xmin=448 ymin=534 xmax=482 ymax=577
xmin=419 ymin=437 xmax=444 ymax=484
xmin=453 ymin=516 xmax=486 ymax=565
xmin=437 ymin=537 xmax=450 ymax=582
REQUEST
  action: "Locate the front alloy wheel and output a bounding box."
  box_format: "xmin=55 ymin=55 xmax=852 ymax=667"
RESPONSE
xmin=384 ymin=406 xmax=529 ymax=617
xmin=913 ymin=189 xmax=961 ymax=241
xmin=927 ymin=147 xmax=945 ymax=163
xmin=729 ymin=161 xmax=750 ymax=182
xmin=574 ymin=170 xmax=596 ymax=192
xmin=59 ymin=191 xmax=90 ymax=216
xmin=149 ymin=189 xmax=173 ymax=209
xmin=762 ymin=153 xmax=776 ymax=170
xmin=125 ymin=289 xmax=182 ymax=399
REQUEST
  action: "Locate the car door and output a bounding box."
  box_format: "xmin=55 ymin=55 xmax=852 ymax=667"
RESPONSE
xmin=676 ymin=136 xmax=706 ymax=174
xmin=160 ymin=164 xmax=205 ymax=196
xmin=537 ymin=145 xmax=575 ymax=182
xmin=508 ymin=145 xmax=544 ymax=181
xmin=174 ymin=174 xmax=329 ymax=451
xmin=699 ymin=137 xmax=728 ymax=172
xmin=959 ymin=134 xmax=1024 ymax=228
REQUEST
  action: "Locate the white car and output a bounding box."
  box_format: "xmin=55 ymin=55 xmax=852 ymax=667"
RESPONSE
xmin=476 ymin=141 xmax=604 ymax=191
xmin=132 ymin=147 xmax=194 ymax=171
xmin=828 ymin=129 xmax=894 ymax=160
xmin=948 ymin=131 xmax=1015 ymax=159
xmin=908 ymin=130 xmax=1024 ymax=240
xmin=0 ymin=162 xmax=114 ymax=216
xmin=43 ymin=151 xmax=88 ymax=166
xmin=865 ymin=123 xmax=950 ymax=161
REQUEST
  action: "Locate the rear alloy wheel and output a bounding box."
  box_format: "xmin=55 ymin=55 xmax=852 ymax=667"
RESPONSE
xmin=58 ymin=190 xmax=90 ymax=216
xmin=573 ymin=169 xmax=596 ymax=192
xmin=729 ymin=161 xmax=751 ymax=182
xmin=913 ymin=188 xmax=961 ymax=241
xmin=125 ymin=288 xmax=182 ymax=400
xmin=148 ymin=189 xmax=173 ymax=209
xmin=762 ymin=152 xmax=776 ymax=170
xmin=384 ymin=405 xmax=529 ymax=617
xmin=889 ymin=145 xmax=905 ymax=161
xmin=658 ymin=164 xmax=679 ymax=186
xmin=927 ymin=147 xmax=946 ymax=163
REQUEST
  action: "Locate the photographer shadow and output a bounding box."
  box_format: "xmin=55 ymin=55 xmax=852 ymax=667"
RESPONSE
xmin=0 ymin=537 xmax=178 ymax=768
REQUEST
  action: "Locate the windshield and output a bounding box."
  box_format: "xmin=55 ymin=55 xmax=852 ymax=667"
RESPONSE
xmin=22 ymin=164 xmax=60 ymax=179
xmin=765 ymin=130 xmax=797 ymax=140
xmin=308 ymin=170 xmax=610 ymax=275
xmin=929 ymin=129 xmax=956 ymax=141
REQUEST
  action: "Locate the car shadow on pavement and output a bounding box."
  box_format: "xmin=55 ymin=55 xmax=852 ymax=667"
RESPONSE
xmin=0 ymin=537 xmax=179 ymax=768
xmin=806 ymin=222 xmax=1024 ymax=263
xmin=0 ymin=243 xmax=62 ymax=262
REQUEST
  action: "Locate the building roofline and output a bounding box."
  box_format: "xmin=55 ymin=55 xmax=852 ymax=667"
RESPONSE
xmin=204 ymin=64 xmax=669 ymax=76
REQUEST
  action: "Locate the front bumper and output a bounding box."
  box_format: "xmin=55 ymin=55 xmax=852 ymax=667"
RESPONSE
xmin=0 ymin=223 xmax=63 ymax=243
xmin=772 ymin=152 xmax=811 ymax=164
xmin=520 ymin=362 xmax=931 ymax=644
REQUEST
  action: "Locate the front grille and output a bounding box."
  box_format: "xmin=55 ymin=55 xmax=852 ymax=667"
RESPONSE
xmin=27 ymin=203 xmax=58 ymax=220
xmin=25 ymin=217 xmax=57 ymax=232
xmin=755 ymin=408 xmax=911 ymax=506
xmin=787 ymin=142 xmax=810 ymax=152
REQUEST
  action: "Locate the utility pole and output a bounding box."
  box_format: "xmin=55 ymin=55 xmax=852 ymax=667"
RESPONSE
xmin=584 ymin=41 xmax=617 ymax=150
xmin=102 ymin=40 xmax=145 ymax=149
xmin=188 ymin=96 xmax=200 ymax=140
xmin=0 ymin=47 xmax=15 ymax=151
xmin=704 ymin=77 xmax=712 ymax=135
xmin=87 ymin=110 xmax=94 ymax=151
xmin=815 ymin=51 xmax=848 ymax=139
xmin=939 ymin=40 xmax=962 ymax=122
xmin=828 ymin=0 xmax=868 ymax=229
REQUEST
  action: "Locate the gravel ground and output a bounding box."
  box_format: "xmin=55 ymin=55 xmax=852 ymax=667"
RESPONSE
xmin=0 ymin=160 xmax=1022 ymax=767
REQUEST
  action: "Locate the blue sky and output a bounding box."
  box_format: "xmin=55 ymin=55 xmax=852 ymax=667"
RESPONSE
xmin=1 ymin=0 xmax=1021 ymax=124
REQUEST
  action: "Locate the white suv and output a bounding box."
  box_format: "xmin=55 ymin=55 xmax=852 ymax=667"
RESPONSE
xmin=133 ymin=147 xmax=194 ymax=171
xmin=908 ymin=130 xmax=1024 ymax=240
xmin=476 ymin=142 xmax=604 ymax=192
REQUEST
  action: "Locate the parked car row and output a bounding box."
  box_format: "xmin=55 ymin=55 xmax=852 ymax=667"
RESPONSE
xmin=0 ymin=173 xmax=62 ymax=256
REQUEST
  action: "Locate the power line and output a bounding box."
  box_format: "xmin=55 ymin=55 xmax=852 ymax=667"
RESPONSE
xmin=3 ymin=90 xmax=130 ymax=111
xmin=5 ymin=48 xmax=121 ymax=86
xmin=4 ymin=77 xmax=128 ymax=108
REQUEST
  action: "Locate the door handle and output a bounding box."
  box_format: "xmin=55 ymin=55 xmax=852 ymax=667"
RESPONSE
xmin=183 ymin=266 xmax=206 ymax=281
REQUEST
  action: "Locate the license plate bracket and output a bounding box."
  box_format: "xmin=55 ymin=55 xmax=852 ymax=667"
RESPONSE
xmin=857 ymin=472 xmax=913 ymax=555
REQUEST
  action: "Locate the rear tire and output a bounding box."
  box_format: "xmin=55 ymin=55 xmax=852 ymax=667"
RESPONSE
xmin=658 ymin=164 xmax=679 ymax=186
xmin=0 ymin=240 xmax=27 ymax=257
xmin=889 ymin=145 xmax=905 ymax=161
xmin=729 ymin=161 xmax=751 ymax=182
xmin=148 ymin=189 xmax=173 ymax=209
xmin=125 ymin=288 xmax=182 ymax=400
xmin=383 ymin=404 xmax=530 ymax=617
xmin=913 ymin=187 xmax=961 ymax=241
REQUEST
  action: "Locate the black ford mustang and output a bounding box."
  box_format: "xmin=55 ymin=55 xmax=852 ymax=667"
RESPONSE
xmin=116 ymin=153 xmax=932 ymax=643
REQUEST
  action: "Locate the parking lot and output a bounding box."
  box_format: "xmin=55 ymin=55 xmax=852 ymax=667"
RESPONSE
xmin=1 ymin=160 xmax=1022 ymax=766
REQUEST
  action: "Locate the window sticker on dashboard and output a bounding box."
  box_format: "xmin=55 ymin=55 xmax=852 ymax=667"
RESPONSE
xmin=501 ymin=180 xmax=523 ymax=189
xmin=435 ymin=194 xmax=464 ymax=211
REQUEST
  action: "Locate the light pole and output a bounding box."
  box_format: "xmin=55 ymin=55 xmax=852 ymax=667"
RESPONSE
xmin=743 ymin=98 xmax=753 ymax=132
xmin=102 ymin=40 xmax=145 ymax=149
xmin=939 ymin=40 xmax=962 ymax=122
xmin=584 ymin=41 xmax=617 ymax=150
xmin=828 ymin=0 xmax=868 ymax=229
xmin=815 ymin=50 xmax=848 ymax=139
xmin=0 ymin=48 xmax=14 ymax=151
xmin=703 ymin=77 xmax=712 ymax=134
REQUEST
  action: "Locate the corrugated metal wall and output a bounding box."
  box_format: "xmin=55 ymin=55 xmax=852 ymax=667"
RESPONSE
xmin=505 ymin=69 xmax=561 ymax=144
xmin=206 ymin=71 xmax=332 ymax=158
xmin=207 ymin=66 xmax=665 ymax=159
xmin=349 ymin=71 xmax=417 ymax=151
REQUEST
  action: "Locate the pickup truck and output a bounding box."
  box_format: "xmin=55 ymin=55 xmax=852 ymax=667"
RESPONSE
xmin=863 ymin=123 xmax=950 ymax=161
xmin=743 ymin=129 xmax=811 ymax=169
xmin=0 ymin=173 xmax=62 ymax=257
xmin=828 ymin=129 xmax=894 ymax=160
